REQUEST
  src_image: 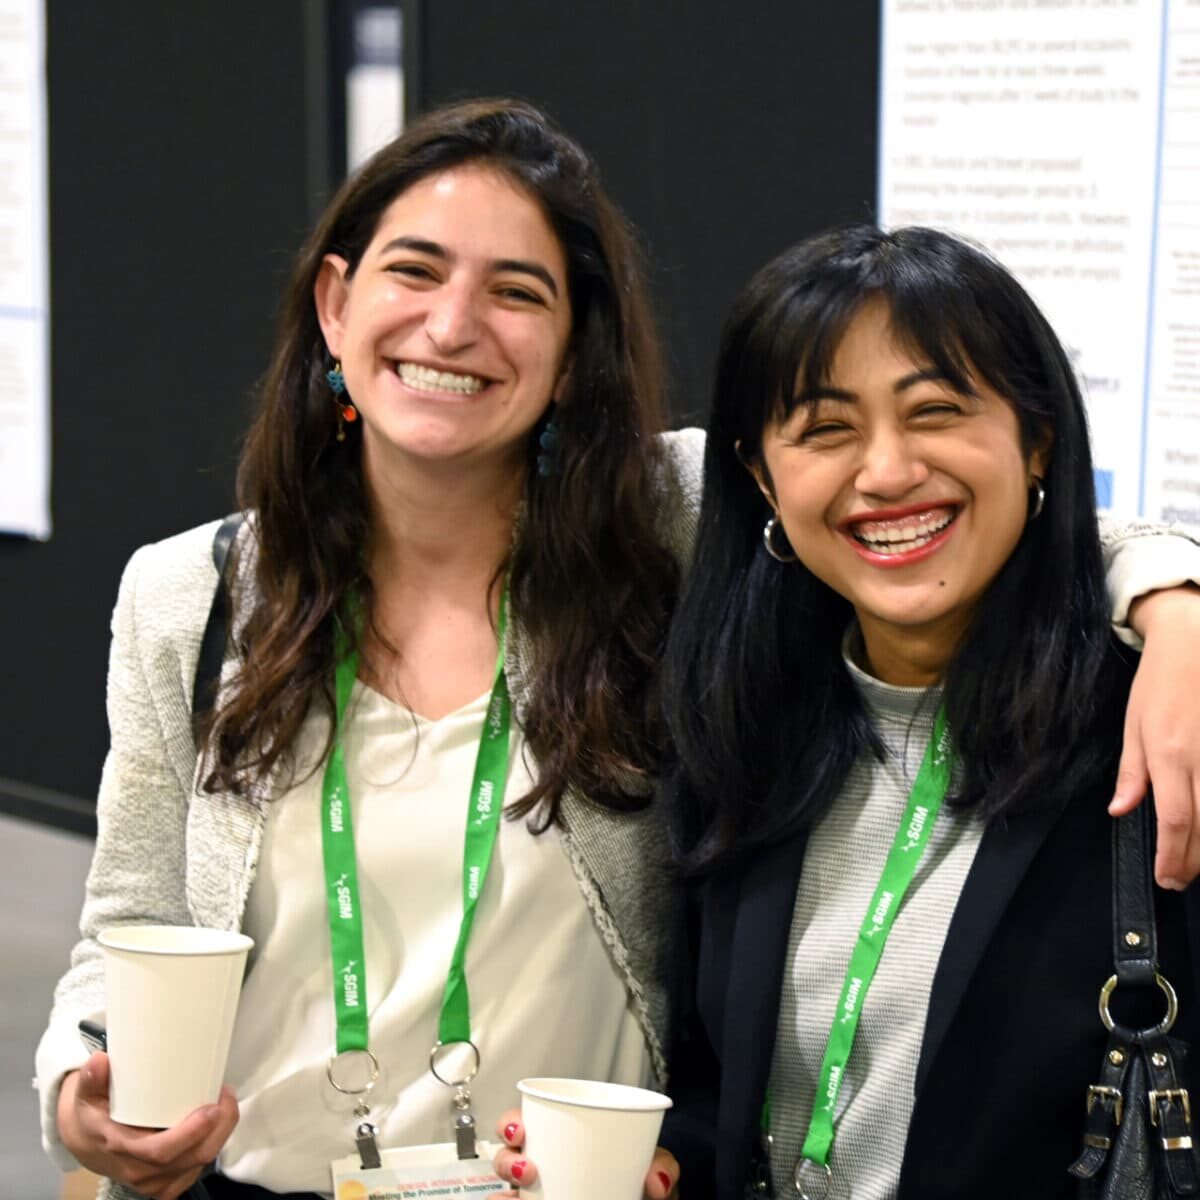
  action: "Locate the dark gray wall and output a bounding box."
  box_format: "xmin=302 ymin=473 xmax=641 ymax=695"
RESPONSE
xmin=0 ymin=3 xmax=319 ymax=831
xmin=423 ymin=0 xmax=881 ymax=421
xmin=1 ymin=1 xmax=880 ymax=833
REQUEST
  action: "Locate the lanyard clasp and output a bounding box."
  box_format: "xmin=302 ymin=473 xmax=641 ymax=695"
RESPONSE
xmin=431 ymin=1040 xmax=482 ymax=1160
xmin=328 ymin=1048 xmax=382 ymax=1168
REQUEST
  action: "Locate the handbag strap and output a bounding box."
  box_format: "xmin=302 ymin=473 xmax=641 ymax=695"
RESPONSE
xmin=1122 ymin=801 xmax=1200 ymax=1192
xmin=1113 ymin=793 xmax=1158 ymax=987
xmin=1080 ymin=795 xmax=1199 ymax=1194
xmin=1145 ymin=1030 xmax=1200 ymax=1194
xmin=1068 ymin=805 xmax=1158 ymax=1184
xmin=191 ymin=511 xmax=245 ymax=749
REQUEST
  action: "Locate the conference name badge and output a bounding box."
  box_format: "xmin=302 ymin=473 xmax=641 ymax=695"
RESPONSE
xmin=331 ymin=1141 xmax=502 ymax=1200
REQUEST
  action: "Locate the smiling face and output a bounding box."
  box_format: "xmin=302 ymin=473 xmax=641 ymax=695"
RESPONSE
xmin=314 ymin=163 xmax=573 ymax=483
xmin=754 ymin=299 xmax=1050 ymax=686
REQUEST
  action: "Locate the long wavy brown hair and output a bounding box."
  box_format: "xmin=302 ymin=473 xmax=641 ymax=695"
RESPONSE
xmin=203 ymin=98 xmax=680 ymax=827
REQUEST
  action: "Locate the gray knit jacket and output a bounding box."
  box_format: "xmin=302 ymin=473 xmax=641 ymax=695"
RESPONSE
xmin=36 ymin=428 xmax=706 ymax=1200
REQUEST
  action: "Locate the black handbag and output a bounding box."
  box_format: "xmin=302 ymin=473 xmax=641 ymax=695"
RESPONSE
xmin=1069 ymin=796 xmax=1200 ymax=1197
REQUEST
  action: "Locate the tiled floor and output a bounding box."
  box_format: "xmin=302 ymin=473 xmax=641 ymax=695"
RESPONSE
xmin=2 ymin=813 xmax=94 ymax=1199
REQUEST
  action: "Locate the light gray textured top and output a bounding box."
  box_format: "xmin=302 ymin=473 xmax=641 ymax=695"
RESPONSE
xmin=768 ymin=638 xmax=985 ymax=1200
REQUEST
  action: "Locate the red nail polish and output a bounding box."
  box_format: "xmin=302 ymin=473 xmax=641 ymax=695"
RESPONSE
xmin=656 ymin=1170 xmax=672 ymax=1194
xmin=504 ymin=1122 xmax=520 ymax=1143
xmin=511 ymin=1161 xmax=527 ymax=1182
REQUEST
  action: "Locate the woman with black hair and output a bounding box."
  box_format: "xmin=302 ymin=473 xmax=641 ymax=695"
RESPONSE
xmin=660 ymin=226 xmax=1200 ymax=1199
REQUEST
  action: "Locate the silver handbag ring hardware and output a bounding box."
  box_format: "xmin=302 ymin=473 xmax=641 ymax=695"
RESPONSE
xmin=1099 ymin=971 xmax=1178 ymax=1036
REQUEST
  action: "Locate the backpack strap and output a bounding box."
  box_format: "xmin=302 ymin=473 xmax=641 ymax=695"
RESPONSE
xmin=191 ymin=512 xmax=245 ymax=750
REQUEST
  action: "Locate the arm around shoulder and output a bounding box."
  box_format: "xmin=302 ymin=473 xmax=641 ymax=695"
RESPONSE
xmin=1097 ymin=513 xmax=1200 ymax=643
xmin=1094 ymin=516 xmax=1200 ymax=887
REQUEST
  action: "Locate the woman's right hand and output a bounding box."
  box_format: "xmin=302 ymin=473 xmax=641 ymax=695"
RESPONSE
xmin=492 ymin=1110 xmax=679 ymax=1198
xmin=57 ymin=1051 xmax=239 ymax=1200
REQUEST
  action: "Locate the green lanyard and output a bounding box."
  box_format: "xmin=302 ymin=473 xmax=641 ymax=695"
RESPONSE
xmin=320 ymin=591 xmax=512 ymax=1058
xmin=783 ymin=705 xmax=955 ymax=1194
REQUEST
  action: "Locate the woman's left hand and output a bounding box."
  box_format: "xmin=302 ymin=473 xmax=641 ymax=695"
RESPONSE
xmin=1111 ymin=583 xmax=1200 ymax=889
xmin=492 ymin=1110 xmax=679 ymax=1198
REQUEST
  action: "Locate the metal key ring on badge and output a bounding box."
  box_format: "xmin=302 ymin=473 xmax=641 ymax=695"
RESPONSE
xmin=327 ymin=1048 xmax=381 ymax=1097
xmin=794 ymin=1158 xmax=833 ymax=1200
xmin=429 ymin=1039 xmax=481 ymax=1087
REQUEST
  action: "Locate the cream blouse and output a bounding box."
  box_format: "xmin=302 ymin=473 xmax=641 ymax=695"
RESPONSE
xmin=220 ymin=682 xmax=650 ymax=1194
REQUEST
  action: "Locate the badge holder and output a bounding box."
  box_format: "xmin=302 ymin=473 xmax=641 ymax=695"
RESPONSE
xmin=329 ymin=1041 xmax=501 ymax=1200
xmin=327 ymin=1047 xmax=382 ymax=1169
xmin=430 ymin=1038 xmax=482 ymax=1159
xmin=331 ymin=1143 xmax=503 ymax=1199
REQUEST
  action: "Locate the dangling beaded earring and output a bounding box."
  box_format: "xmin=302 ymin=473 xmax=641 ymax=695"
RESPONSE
xmin=536 ymin=418 xmax=561 ymax=477
xmin=326 ymin=361 xmax=358 ymax=442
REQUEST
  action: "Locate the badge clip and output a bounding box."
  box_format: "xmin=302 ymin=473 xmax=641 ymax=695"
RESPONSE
xmin=430 ymin=1039 xmax=483 ymax=1161
xmin=328 ymin=1048 xmax=383 ymax=1170
xmin=453 ymin=1089 xmax=478 ymax=1160
xmin=355 ymin=1115 xmax=383 ymax=1170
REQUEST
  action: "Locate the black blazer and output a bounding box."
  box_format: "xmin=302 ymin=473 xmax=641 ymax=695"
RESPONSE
xmin=661 ymin=781 xmax=1200 ymax=1200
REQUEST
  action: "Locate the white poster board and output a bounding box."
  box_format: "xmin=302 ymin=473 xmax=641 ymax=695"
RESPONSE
xmin=346 ymin=4 xmax=404 ymax=172
xmin=879 ymin=0 xmax=1199 ymax=528
xmin=0 ymin=0 xmax=48 ymax=539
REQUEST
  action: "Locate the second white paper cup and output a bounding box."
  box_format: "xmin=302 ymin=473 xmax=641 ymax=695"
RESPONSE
xmin=99 ymin=924 xmax=252 ymax=1128
xmin=517 ymin=1077 xmax=673 ymax=1200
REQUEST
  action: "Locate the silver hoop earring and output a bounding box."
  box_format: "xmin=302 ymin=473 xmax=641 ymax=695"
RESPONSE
xmin=1029 ymin=476 xmax=1046 ymax=521
xmin=763 ymin=515 xmax=798 ymax=563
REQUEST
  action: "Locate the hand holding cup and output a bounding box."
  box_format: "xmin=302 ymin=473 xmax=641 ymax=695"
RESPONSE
xmin=493 ymin=1079 xmax=677 ymax=1200
xmin=57 ymin=1051 xmax=238 ymax=1200
xmin=54 ymin=924 xmax=252 ymax=1199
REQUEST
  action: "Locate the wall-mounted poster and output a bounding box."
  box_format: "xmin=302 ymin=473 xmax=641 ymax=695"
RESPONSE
xmin=0 ymin=0 xmax=49 ymax=539
xmin=879 ymin=0 xmax=1199 ymax=528
xmin=346 ymin=2 xmax=405 ymax=171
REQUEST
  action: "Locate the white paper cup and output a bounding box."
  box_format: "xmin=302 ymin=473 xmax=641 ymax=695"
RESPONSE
xmin=517 ymin=1077 xmax=673 ymax=1200
xmin=98 ymin=925 xmax=252 ymax=1128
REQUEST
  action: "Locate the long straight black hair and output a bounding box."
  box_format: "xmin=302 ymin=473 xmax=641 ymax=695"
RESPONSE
xmin=664 ymin=225 xmax=1131 ymax=874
